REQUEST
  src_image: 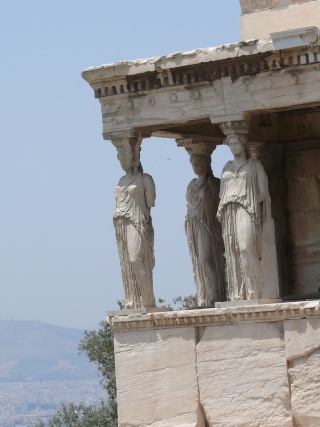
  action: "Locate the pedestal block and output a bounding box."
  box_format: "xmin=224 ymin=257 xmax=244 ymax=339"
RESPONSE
xmin=111 ymin=301 xmax=320 ymax=427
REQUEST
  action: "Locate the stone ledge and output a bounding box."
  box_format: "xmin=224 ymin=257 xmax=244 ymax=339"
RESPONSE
xmin=81 ymin=39 xmax=273 ymax=84
xmin=110 ymin=300 xmax=320 ymax=332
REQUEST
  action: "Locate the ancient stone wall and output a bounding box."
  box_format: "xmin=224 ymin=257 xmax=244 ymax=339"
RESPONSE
xmin=112 ymin=301 xmax=320 ymax=427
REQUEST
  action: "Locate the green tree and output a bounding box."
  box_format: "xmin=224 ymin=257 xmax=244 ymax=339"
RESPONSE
xmin=34 ymin=296 xmax=197 ymax=427
xmin=172 ymin=294 xmax=198 ymax=309
xmin=78 ymin=320 xmax=117 ymax=420
xmin=34 ymin=401 xmax=115 ymax=427
xmin=34 ymin=321 xmax=117 ymax=427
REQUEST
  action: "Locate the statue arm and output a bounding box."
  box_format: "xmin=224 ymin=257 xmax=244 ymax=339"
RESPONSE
xmin=219 ymin=162 xmax=230 ymax=198
xmin=256 ymin=161 xmax=268 ymax=203
xmin=143 ymin=174 xmax=156 ymax=208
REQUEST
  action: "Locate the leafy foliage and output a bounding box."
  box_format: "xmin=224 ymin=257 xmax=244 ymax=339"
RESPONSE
xmin=78 ymin=321 xmax=117 ymax=418
xmin=172 ymin=294 xmax=198 ymax=309
xmin=34 ymin=321 xmax=117 ymax=427
xmin=157 ymin=294 xmax=198 ymax=309
xmin=33 ymin=296 xmax=198 ymax=427
xmin=34 ymin=401 xmax=116 ymax=427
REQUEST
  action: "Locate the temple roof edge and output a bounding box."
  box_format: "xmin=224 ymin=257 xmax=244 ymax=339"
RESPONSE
xmin=81 ymin=38 xmax=273 ymax=84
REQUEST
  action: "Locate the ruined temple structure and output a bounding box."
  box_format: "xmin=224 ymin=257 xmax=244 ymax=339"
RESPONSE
xmin=82 ymin=1 xmax=320 ymax=425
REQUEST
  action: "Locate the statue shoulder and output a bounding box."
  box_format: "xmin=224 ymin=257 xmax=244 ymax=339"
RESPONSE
xmin=208 ymin=174 xmax=220 ymax=186
xmin=142 ymin=173 xmax=155 ymax=184
xmin=187 ymin=177 xmax=197 ymax=186
xmin=211 ymin=175 xmax=220 ymax=183
xmin=142 ymin=173 xmax=156 ymax=194
xmin=222 ymin=160 xmax=233 ymax=173
xmin=251 ymin=158 xmax=266 ymax=174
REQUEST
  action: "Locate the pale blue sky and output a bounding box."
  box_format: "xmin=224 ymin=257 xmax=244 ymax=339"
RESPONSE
xmin=0 ymin=0 xmax=240 ymax=329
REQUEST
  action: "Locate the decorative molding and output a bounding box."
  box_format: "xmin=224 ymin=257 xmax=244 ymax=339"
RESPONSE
xmin=110 ymin=301 xmax=320 ymax=332
xmin=220 ymin=120 xmax=250 ymax=136
xmin=176 ymin=136 xmax=218 ymax=157
xmin=87 ymin=45 xmax=320 ymax=101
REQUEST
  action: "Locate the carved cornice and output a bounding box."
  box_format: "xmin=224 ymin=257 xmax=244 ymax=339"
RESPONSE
xmin=83 ymin=43 xmax=320 ymax=100
xmin=90 ymin=54 xmax=272 ymax=99
xmin=110 ymin=301 xmax=320 ymax=332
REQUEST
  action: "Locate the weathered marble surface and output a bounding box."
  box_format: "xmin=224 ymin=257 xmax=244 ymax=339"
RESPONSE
xmin=284 ymin=318 xmax=320 ymax=426
xmin=114 ymin=327 xmax=200 ymax=427
xmin=197 ymin=322 xmax=291 ymax=427
xmin=218 ymin=121 xmax=279 ymax=300
xmin=240 ymin=0 xmax=315 ymax=14
xmin=113 ymin=137 xmax=156 ymax=309
xmin=82 ymin=41 xmax=320 ymax=143
xmin=289 ymin=349 xmax=320 ymax=427
xmin=284 ymin=146 xmax=320 ymax=295
xmin=112 ymin=301 xmax=320 ymax=426
xmin=240 ymin=0 xmax=320 ymax=39
xmin=183 ymin=142 xmax=225 ymax=306
xmin=82 ymin=39 xmax=273 ymax=82
xmin=284 ymin=317 xmax=320 ymax=361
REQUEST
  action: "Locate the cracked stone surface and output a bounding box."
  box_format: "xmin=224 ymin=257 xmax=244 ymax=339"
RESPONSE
xmin=114 ymin=327 xmax=200 ymax=427
xmin=196 ymin=322 xmax=292 ymax=427
xmin=112 ymin=305 xmax=320 ymax=426
xmin=289 ymin=349 xmax=320 ymax=427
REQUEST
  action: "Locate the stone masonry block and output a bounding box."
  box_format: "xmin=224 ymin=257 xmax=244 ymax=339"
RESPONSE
xmin=114 ymin=327 xmax=200 ymax=427
xmin=196 ymin=322 xmax=292 ymax=427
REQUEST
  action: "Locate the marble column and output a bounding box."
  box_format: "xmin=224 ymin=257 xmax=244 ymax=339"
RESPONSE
xmin=177 ymin=137 xmax=225 ymax=305
xmin=111 ymin=136 xmax=156 ymax=309
xmin=249 ymin=140 xmax=287 ymax=296
xmin=218 ymin=120 xmax=280 ymax=300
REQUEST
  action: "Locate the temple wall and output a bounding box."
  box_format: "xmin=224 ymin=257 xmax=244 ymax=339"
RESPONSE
xmin=284 ymin=144 xmax=320 ymax=295
xmin=112 ymin=302 xmax=320 ymax=427
xmin=240 ymin=1 xmax=320 ymax=40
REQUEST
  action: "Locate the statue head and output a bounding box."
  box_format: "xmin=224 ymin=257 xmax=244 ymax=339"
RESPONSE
xmin=190 ymin=154 xmax=213 ymax=177
xmin=112 ymin=137 xmax=143 ymax=173
xmin=224 ymin=132 xmax=251 ymax=159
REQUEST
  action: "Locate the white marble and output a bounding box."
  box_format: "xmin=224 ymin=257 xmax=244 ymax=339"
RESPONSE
xmin=183 ymin=142 xmax=225 ymax=306
xmin=111 ymin=302 xmax=320 ymax=426
xmin=113 ymin=137 xmax=156 ymax=309
xmin=218 ymin=121 xmax=279 ymax=300
xmin=240 ymin=0 xmax=320 ymax=40
xmin=289 ymin=348 xmax=320 ymax=426
xmin=114 ymin=327 xmax=201 ymax=427
xmin=197 ymin=322 xmax=292 ymax=427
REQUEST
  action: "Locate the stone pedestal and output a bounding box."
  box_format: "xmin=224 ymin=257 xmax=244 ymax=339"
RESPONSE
xmin=111 ymin=301 xmax=320 ymax=427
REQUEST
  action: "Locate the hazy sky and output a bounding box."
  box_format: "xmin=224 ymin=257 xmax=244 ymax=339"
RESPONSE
xmin=0 ymin=0 xmax=241 ymax=330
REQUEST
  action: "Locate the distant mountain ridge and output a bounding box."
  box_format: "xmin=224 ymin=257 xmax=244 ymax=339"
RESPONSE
xmin=0 ymin=320 xmax=97 ymax=382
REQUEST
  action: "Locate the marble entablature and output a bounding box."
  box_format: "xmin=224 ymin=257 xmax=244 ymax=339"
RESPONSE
xmin=82 ymin=39 xmax=320 ymax=141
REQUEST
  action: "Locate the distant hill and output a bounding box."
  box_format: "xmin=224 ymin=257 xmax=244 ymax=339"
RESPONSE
xmin=0 ymin=320 xmax=98 ymax=382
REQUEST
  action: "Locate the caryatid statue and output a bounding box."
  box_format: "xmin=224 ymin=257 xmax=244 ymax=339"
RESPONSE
xmin=180 ymin=139 xmax=225 ymax=306
xmin=112 ymin=136 xmax=156 ymax=309
xmin=217 ymin=121 xmax=279 ymax=301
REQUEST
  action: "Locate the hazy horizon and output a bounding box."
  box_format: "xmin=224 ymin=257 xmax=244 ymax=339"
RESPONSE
xmin=1 ymin=0 xmax=240 ymax=330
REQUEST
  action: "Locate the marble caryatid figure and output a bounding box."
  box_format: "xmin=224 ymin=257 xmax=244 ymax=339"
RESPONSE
xmin=217 ymin=122 xmax=278 ymax=301
xmin=185 ymin=143 xmax=225 ymax=306
xmin=112 ymin=137 xmax=156 ymax=309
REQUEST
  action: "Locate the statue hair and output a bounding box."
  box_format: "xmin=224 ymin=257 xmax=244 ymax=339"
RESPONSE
xmin=190 ymin=153 xmax=213 ymax=175
xmin=224 ymin=132 xmax=251 ymax=158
